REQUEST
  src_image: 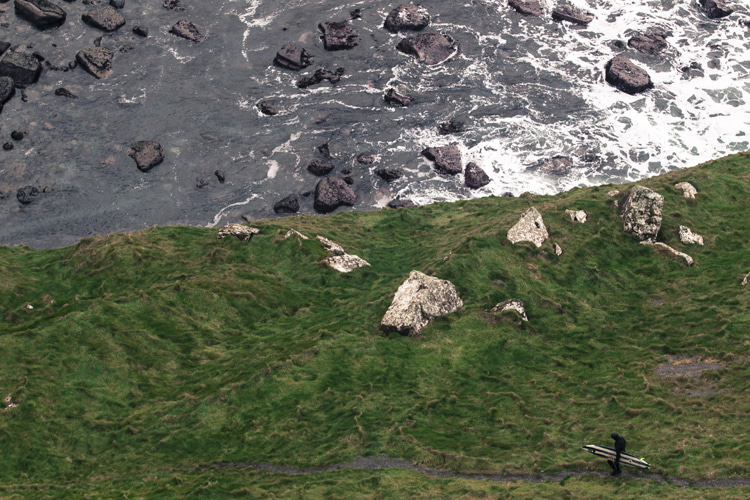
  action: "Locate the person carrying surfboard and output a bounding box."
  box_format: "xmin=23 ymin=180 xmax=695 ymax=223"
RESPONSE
xmin=609 ymin=432 xmax=626 ymax=475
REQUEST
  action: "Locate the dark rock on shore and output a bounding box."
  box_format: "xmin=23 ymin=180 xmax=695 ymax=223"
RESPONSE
xmin=397 ymin=32 xmax=457 ymax=65
xmin=15 ymin=0 xmax=67 ymax=30
xmin=82 ymin=5 xmax=125 ymax=32
xmin=628 ymin=31 xmax=668 ymax=57
xmin=532 ymin=156 xmax=572 ymax=176
xmin=319 ymin=22 xmax=358 ymax=51
xmin=110 ymin=0 xmax=124 ymax=8
xmin=307 ymin=159 xmax=335 ymax=176
xmin=162 ymin=0 xmax=183 ymax=11
xmin=313 ymin=177 xmax=356 ymax=213
xmin=376 ymin=168 xmax=402 ymax=182
xmin=384 ymin=87 xmax=412 ymax=106
xmin=318 ymin=143 xmax=332 ymax=159
xmin=605 ymin=56 xmax=653 ymax=94
xmin=0 ymin=51 xmax=42 ymax=85
xmin=17 ymin=185 xmax=39 ymax=204
xmin=0 ymin=42 xmax=10 ymax=57
xmin=3 ymin=142 xmax=13 ymax=150
xmin=0 ymin=76 xmax=15 ymax=105
xmin=76 ymin=47 xmax=113 ymax=79
xmin=551 ymin=4 xmax=593 ymax=25
xmin=132 ymin=25 xmax=148 ymax=37
xmin=387 ymin=198 xmax=416 ymax=209
xmin=170 ymin=20 xmax=207 ymax=43
xmin=54 ymin=87 xmax=77 ymax=98
xmin=274 ymin=43 xmax=312 ymax=70
xmin=384 ymin=4 xmax=430 ymax=33
xmin=129 ymin=140 xmax=164 ymax=172
xmin=11 ymin=130 xmax=23 ymax=140
xmin=356 ymin=153 xmax=376 ymax=164
xmin=464 ymin=162 xmax=490 ymax=188
xmin=257 ymin=101 xmax=278 ymax=116
xmin=700 ymin=0 xmax=732 ymax=19
xmin=508 ymin=0 xmax=544 ymax=17
xmin=214 ymin=169 xmax=225 ymax=183
xmin=422 ymin=145 xmax=462 ymax=175
xmin=274 ymin=194 xmax=299 ymax=214
xmin=297 ymin=67 xmax=344 ymax=88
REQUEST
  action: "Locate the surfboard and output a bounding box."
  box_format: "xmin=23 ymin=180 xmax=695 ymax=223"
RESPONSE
xmin=582 ymin=444 xmax=651 ymax=469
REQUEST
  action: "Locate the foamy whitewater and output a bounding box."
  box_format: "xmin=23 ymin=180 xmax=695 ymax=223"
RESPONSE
xmin=0 ymin=0 xmax=748 ymax=247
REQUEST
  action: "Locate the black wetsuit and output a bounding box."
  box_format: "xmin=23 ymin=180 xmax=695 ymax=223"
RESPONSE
xmin=610 ymin=433 xmax=626 ymax=475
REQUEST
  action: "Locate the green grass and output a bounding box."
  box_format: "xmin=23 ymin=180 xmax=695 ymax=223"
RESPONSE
xmin=0 ymin=152 xmax=749 ymax=497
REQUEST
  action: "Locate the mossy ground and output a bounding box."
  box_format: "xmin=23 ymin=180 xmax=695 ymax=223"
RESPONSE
xmin=1 ymin=153 xmax=749 ymax=498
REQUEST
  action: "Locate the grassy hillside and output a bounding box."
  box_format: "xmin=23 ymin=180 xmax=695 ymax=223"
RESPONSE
xmin=1 ymin=152 xmax=749 ymax=498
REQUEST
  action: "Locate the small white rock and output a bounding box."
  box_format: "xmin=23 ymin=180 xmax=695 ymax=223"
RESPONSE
xmin=284 ymin=229 xmax=309 ymax=240
xmin=507 ymin=207 xmax=548 ymax=248
xmin=554 ymin=243 xmax=562 ymax=256
xmin=675 ymin=182 xmax=697 ymax=199
xmin=565 ymin=209 xmax=587 ymax=223
xmin=678 ymin=225 xmax=704 ymax=246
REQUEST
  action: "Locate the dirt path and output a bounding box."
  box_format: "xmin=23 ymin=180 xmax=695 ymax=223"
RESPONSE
xmin=180 ymin=454 xmax=750 ymax=489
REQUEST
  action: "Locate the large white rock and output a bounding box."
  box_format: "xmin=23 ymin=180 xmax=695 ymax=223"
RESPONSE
xmin=381 ymin=271 xmax=463 ymax=336
xmin=619 ymin=185 xmax=664 ymax=243
xmin=679 ymin=225 xmax=704 ymax=246
xmin=565 ymin=209 xmax=587 ymax=223
xmin=675 ymin=182 xmax=697 ymax=199
xmin=507 ymin=207 xmax=548 ymax=247
xmin=316 ymin=235 xmax=370 ymax=273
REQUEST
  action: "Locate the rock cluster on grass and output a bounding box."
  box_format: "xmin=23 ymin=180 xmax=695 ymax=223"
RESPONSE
xmin=679 ymin=225 xmax=704 ymax=246
xmin=675 ymin=182 xmax=697 ymax=198
xmin=316 ymin=236 xmax=370 ymax=273
xmin=381 ymin=271 xmax=463 ymax=336
xmin=618 ymin=185 xmax=663 ymax=242
xmin=507 ymin=207 xmax=549 ymax=247
xmin=217 ymin=224 xmax=260 ymax=241
xmin=565 ymin=209 xmax=587 ymax=223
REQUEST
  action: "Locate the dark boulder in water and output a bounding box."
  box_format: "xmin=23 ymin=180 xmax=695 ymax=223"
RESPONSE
xmin=274 ymin=194 xmax=299 ymax=214
xmin=307 ymin=160 xmax=335 ymax=176
xmin=628 ymin=31 xmax=668 ymax=57
xmin=605 ymin=56 xmax=653 ymax=94
xmin=531 ymin=156 xmax=572 ymax=176
xmin=129 ymin=141 xmax=164 ymax=172
xmin=0 ymin=51 xmax=42 ymax=85
xmin=396 ymin=32 xmax=457 ymax=65
xmin=384 ymin=87 xmax=413 ymax=106
xmin=422 ymin=145 xmax=462 ymax=175
xmin=551 ymin=4 xmax=593 ymax=25
xmin=0 ymin=42 xmax=9 ymax=57
xmin=17 ymin=185 xmax=39 ymax=204
xmin=438 ymin=119 xmax=465 ymax=135
xmin=76 ymin=47 xmax=113 ymax=79
xmin=376 ymin=168 xmax=402 ymax=182
xmin=257 ymin=101 xmax=279 ymax=116
xmin=387 ymin=198 xmax=416 ymax=209
xmin=384 ymin=4 xmax=430 ymax=33
xmin=82 ymin=6 xmax=125 ymax=32
xmin=313 ymin=177 xmax=356 ymax=213
xmin=700 ymin=0 xmax=732 ymax=19
xmin=0 ymin=76 xmax=15 ymax=105
xmin=54 ymin=87 xmax=77 ymax=98
xmin=170 ymin=20 xmax=207 ymax=42
xmin=273 ymin=43 xmax=312 ymax=70
xmin=15 ymin=0 xmax=67 ymax=30
xmin=132 ymin=25 xmax=148 ymax=37
xmin=356 ymin=153 xmax=376 ymax=165
xmin=319 ymin=21 xmax=358 ymax=50
xmin=297 ymin=67 xmax=344 ymax=88
xmin=508 ymin=0 xmax=544 ymax=17
xmin=464 ymin=162 xmax=490 ymax=188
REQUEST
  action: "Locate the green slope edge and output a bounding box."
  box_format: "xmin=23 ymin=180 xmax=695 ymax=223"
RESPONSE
xmin=0 ymin=152 xmax=748 ymax=497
